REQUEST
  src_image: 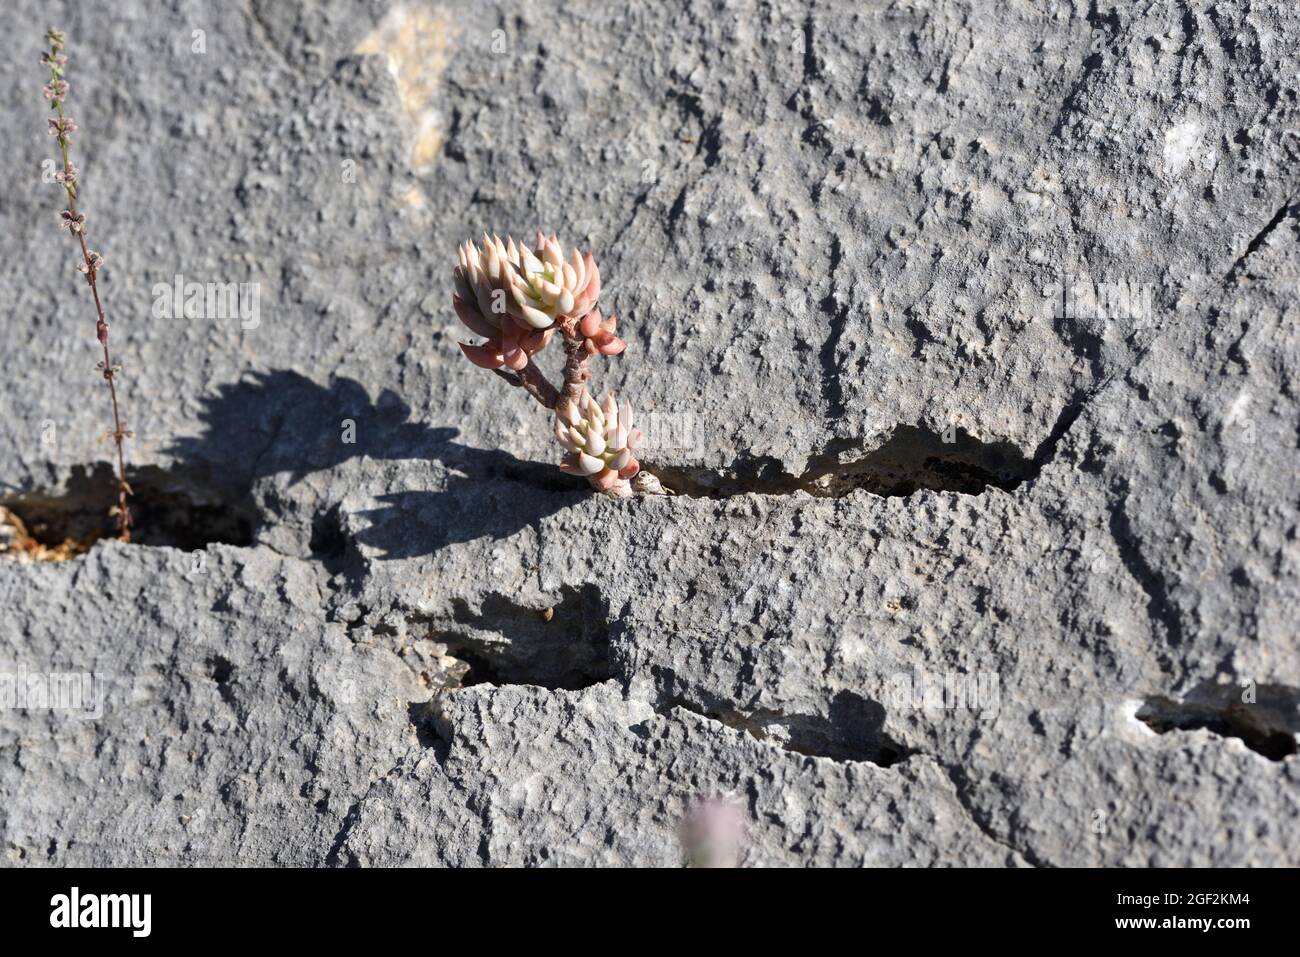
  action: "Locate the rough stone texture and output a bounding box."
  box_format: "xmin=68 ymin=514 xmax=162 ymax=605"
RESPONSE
xmin=1 ymin=0 xmax=1298 ymax=867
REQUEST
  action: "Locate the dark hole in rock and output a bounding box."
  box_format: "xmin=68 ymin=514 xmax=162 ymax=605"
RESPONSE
xmin=208 ymin=654 xmax=236 ymax=706
xmin=309 ymin=505 xmax=349 ymax=563
xmin=406 ymin=701 xmax=447 ymax=750
xmin=400 ymin=586 xmax=614 ymax=703
xmin=438 ymin=585 xmax=614 ymax=691
xmin=309 ymin=504 xmax=366 ymax=589
xmin=209 ymin=656 xmax=233 ymax=684
xmin=646 ymin=425 xmax=1032 ymax=498
xmin=0 ymin=463 xmax=256 ymax=555
xmin=1137 ymin=682 xmax=1299 ymax=761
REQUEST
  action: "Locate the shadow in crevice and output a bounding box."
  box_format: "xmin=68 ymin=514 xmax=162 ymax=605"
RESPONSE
xmin=664 ymin=684 xmax=911 ymax=767
xmin=406 ymin=701 xmax=449 ymax=752
xmin=403 ymin=585 xmax=615 ymax=755
xmin=1137 ymin=681 xmax=1299 ymax=762
xmin=401 ymin=584 xmax=613 ymax=718
xmin=437 ymin=585 xmax=614 ymax=690
xmin=649 ymin=426 xmax=1032 ymax=499
xmin=1 ymin=462 xmax=256 ymax=554
xmin=166 ymin=370 xmax=587 ymax=559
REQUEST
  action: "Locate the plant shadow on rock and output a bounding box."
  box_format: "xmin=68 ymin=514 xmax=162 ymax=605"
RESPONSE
xmin=166 ymin=369 xmax=588 ymax=560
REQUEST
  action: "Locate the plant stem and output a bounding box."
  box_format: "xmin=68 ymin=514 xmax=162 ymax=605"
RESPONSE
xmin=559 ymin=323 xmax=590 ymax=402
xmin=78 ymin=228 xmax=132 ymax=540
xmin=491 ymin=363 xmax=560 ymax=409
xmin=47 ymin=36 xmax=132 ymax=541
xmin=492 ymin=361 xmax=560 ymax=409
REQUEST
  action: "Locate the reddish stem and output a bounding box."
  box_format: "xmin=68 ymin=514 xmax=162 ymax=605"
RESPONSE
xmin=74 ymin=226 xmax=132 ymax=540
xmin=558 ymin=320 xmax=591 ymax=403
xmin=49 ymin=39 xmax=132 ymax=541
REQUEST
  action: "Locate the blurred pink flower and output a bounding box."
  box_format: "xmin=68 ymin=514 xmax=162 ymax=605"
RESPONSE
xmin=680 ymin=794 xmax=746 ymax=868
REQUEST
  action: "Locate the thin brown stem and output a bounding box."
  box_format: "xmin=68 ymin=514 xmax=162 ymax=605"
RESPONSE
xmin=491 ymin=361 xmax=560 ymax=409
xmin=47 ymin=35 xmax=132 ymax=540
xmin=78 ymin=231 xmax=132 ymax=539
xmin=517 ymin=361 xmax=559 ymax=408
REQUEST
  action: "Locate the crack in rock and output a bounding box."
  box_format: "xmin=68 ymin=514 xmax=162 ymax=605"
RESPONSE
xmin=817 ymin=234 xmax=850 ymax=421
xmin=646 ymin=424 xmax=1033 ymax=498
xmin=1137 ymin=682 xmax=1299 ymax=761
xmin=668 ymin=689 xmax=912 ymax=767
xmin=938 ymin=762 xmax=1041 ymax=867
xmin=324 ymin=757 xmax=408 ymax=867
xmin=1223 ymin=199 xmax=1295 ymax=285
xmin=1107 ymin=484 xmax=1185 ymax=655
xmin=0 ymin=464 xmax=257 ymax=556
xmin=396 ymin=590 xmax=911 ymax=770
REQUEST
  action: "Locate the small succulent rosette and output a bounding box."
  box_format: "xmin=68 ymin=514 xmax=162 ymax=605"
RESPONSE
xmin=575 ymin=308 xmax=626 ymax=357
xmin=554 ymin=387 xmax=642 ymax=490
xmin=452 ymin=232 xmax=601 ymax=370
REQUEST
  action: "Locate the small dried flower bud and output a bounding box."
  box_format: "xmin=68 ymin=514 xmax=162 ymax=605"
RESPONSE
xmin=631 ymin=471 xmax=666 ymax=496
xmin=54 ymin=164 xmax=78 ymax=185
xmin=78 ymin=250 xmax=104 ymax=275
xmin=47 ymin=116 xmax=77 ymax=139
xmin=59 ymin=209 xmax=85 ymax=233
xmin=45 ymin=29 xmax=66 ymax=50
xmin=40 ymin=51 xmax=68 ymax=69
xmin=43 ymin=79 xmax=69 ymax=102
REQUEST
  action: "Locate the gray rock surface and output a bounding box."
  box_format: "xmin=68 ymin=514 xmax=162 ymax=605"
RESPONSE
xmin=1 ymin=0 xmax=1297 ymax=866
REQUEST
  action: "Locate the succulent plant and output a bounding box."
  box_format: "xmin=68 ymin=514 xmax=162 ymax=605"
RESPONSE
xmin=554 ymin=387 xmax=642 ymax=491
xmin=576 ymin=308 xmax=626 ymax=357
xmin=452 ymin=231 xmax=600 ymax=371
xmin=450 ymin=230 xmax=664 ymax=498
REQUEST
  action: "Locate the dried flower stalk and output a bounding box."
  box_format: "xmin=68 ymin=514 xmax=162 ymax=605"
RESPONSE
xmin=43 ymin=29 xmax=132 ymax=540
